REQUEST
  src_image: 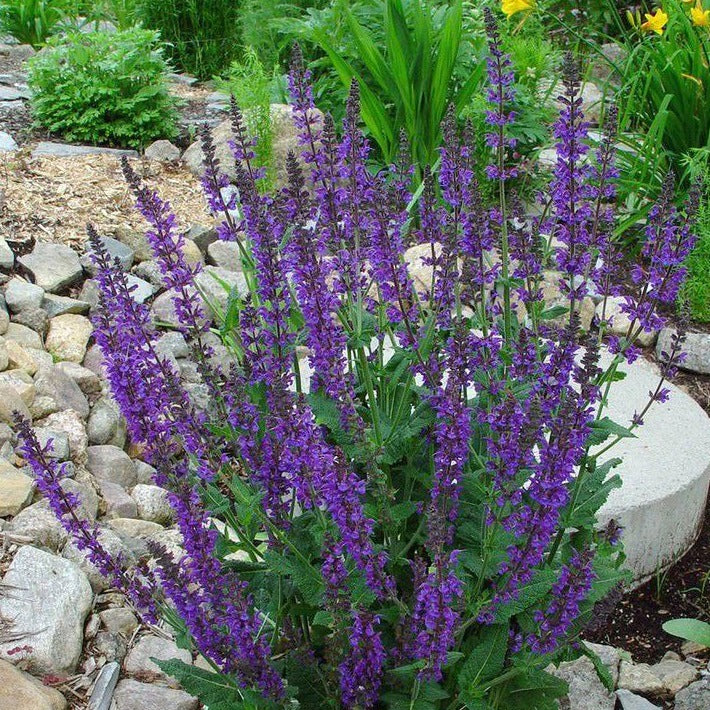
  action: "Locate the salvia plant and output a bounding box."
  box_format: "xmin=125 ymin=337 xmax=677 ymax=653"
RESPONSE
xmin=14 ymin=9 xmax=697 ymax=709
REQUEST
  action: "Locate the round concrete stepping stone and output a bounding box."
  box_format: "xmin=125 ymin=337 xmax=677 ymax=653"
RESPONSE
xmin=598 ymin=354 xmax=710 ymax=583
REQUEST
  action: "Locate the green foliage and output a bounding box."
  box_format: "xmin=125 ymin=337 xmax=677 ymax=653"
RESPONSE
xmin=662 ymin=618 xmax=710 ymax=646
xmin=28 ymin=28 xmax=178 ymax=148
xmin=302 ymin=0 xmax=486 ymax=167
xmin=136 ymin=0 xmax=242 ymax=79
xmin=216 ymin=48 xmax=275 ymax=188
xmin=95 ymin=0 xmax=139 ymax=30
xmin=0 ymin=0 xmax=71 ymax=47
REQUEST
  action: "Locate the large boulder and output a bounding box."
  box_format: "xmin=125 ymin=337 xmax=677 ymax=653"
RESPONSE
xmin=18 ymin=243 xmax=83 ymax=293
xmin=0 ymin=545 xmax=92 ymax=674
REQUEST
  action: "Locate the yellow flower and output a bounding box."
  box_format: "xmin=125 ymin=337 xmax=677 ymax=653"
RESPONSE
xmin=641 ymin=8 xmax=669 ymax=34
xmin=501 ymin=0 xmax=535 ymax=19
xmin=691 ymin=1 xmax=710 ymax=26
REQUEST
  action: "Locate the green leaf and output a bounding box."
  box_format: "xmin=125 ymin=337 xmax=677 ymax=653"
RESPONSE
xmin=458 ymin=624 xmax=509 ymax=696
xmin=580 ymin=645 xmax=615 ymax=692
xmin=587 ymin=417 xmax=636 ymax=447
xmin=154 ymin=659 xmax=273 ymax=709
xmin=495 ymin=570 xmax=557 ymax=620
xmin=496 ymin=667 xmax=569 ymax=710
xmin=662 ymin=618 xmax=710 ymax=647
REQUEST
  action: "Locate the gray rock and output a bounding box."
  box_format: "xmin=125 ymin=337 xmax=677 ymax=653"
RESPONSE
xmin=114 ymin=226 xmax=152 ymax=263
xmin=99 ymin=479 xmax=138 ymax=519
xmin=32 ymin=426 xmax=70 ymax=460
xmin=125 ymin=273 xmax=155 ymax=303
xmin=56 ymin=361 xmax=101 ymax=394
xmin=0 ymin=658 xmax=68 ymax=710
xmin=99 ymin=608 xmax=139 ymax=638
xmin=41 ymin=409 xmax=88 ymax=462
xmin=83 ymin=344 xmax=106 ymax=378
xmin=34 ymin=365 xmax=90 ymax=418
xmin=124 ymin=634 xmax=191 ymax=685
xmin=0 ymin=237 xmax=13 ymax=270
xmin=94 ymin=630 xmax=127 ymax=662
xmin=0 ymin=368 xmax=35 ymax=405
xmin=131 ymin=484 xmax=173 ymax=525
xmin=0 ymin=459 xmax=33 ymax=516
xmin=6 ymin=340 xmax=41 ymax=375
xmin=596 ymin=297 xmax=657 ymax=347
xmin=81 ymin=236 xmax=134 ymax=275
xmin=88 ymin=397 xmax=124 ymax=446
xmin=155 ymin=331 xmax=189 ymax=359
xmin=0 ymin=337 xmax=7 ymax=371
xmin=132 ymin=259 xmax=163 ymax=288
xmin=31 ymin=142 xmax=139 ymax=158
xmin=18 ymin=242 xmax=83 ymax=293
xmin=0 ymin=130 xmax=18 ymax=151
xmin=615 ymin=689 xmax=660 ymax=710
xmin=134 ymin=459 xmax=156 ymax=485
xmin=618 ymin=661 xmax=664 ymax=696
xmin=13 ymin=306 xmax=49 ymax=336
xmin=674 ymin=679 xmax=710 ymax=710
xmin=584 ymin=642 xmax=622 ymax=685
xmin=112 ymin=679 xmax=198 ymax=710
xmin=5 ymin=277 xmax=44 ymax=312
xmin=144 ymin=139 xmax=181 ymax=162
xmin=0 ymin=85 xmax=24 ymax=101
xmin=657 ymin=329 xmax=710 ymax=375
xmin=79 ymin=278 xmax=100 ymax=310
xmin=5 ymin=320 xmax=43 ymax=348
xmin=186 ymin=223 xmax=217 ymax=254
xmin=0 ymin=382 xmax=30 ymax=423
xmin=0 ymin=545 xmax=92 ymax=674
xmin=0 ymin=306 xmax=8 ymax=335
xmin=551 ymin=655 xmax=615 ymax=710
xmin=45 ymin=313 xmax=93 ymax=363
xmin=207 ymin=239 xmax=243 ymax=270
xmin=87 ymin=445 xmax=136 ymax=489
xmin=106 ymin=517 xmax=164 ymax=544
xmin=62 ymin=476 xmax=100 ymax=520
xmin=87 ymin=660 xmax=120 ymax=710
xmin=42 ymin=293 xmax=90 ymax=317
xmin=195 ymin=265 xmax=247 ymax=313
xmin=648 ymin=658 xmax=699 ymax=694
xmin=8 ymin=500 xmax=68 ymax=549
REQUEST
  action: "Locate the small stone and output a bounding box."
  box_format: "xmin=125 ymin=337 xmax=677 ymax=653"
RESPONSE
xmin=113 ymin=679 xmax=198 ymax=710
xmin=6 ymin=340 xmax=40 ymax=375
xmin=615 ymin=689 xmax=661 ymax=710
xmin=649 ymin=658 xmax=699 ymax=694
xmin=674 ymin=679 xmax=710 ymax=710
xmin=107 ymin=517 xmax=164 ymax=540
xmin=99 ymin=479 xmax=138 ymax=519
xmin=88 ymin=397 xmax=126 ymax=447
xmin=46 ymin=314 xmax=93 ymax=363
xmin=0 ymin=459 xmax=33 ymax=516
xmin=99 ymin=608 xmax=139 ymax=638
xmin=5 ymin=321 xmax=43 ymax=349
xmin=18 ymin=242 xmax=83 ymax=293
xmin=41 ymin=293 xmax=90 ymax=317
xmin=182 ymin=238 xmax=203 ymax=266
xmin=144 ymin=139 xmax=181 ymax=162
xmin=0 ymin=659 xmax=67 ymax=710
xmin=681 ymin=640 xmax=708 ymax=656
xmin=94 ymin=630 xmax=128 ymax=662
xmin=207 ymin=239 xmax=243 ymax=270
xmin=13 ymin=306 xmax=49 ymax=337
xmin=32 ymin=426 xmax=70 ymax=460
xmin=124 ymin=635 xmax=191 ymax=686
xmin=31 ymin=142 xmax=138 ymax=159
xmin=0 ymin=545 xmax=93 ymax=674
xmin=0 ymin=337 xmax=7 ymax=371
xmin=0 ymin=306 xmax=8 ymax=335
xmin=584 ymin=642 xmax=622 ymax=685
xmin=83 ymin=344 xmax=106 ymax=377
xmin=41 ymin=409 xmax=88 ymax=462
xmin=155 ymin=331 xmax=189 ymax=359
xmin=195 ymin=266 xmax=247 ymax=312
xmin=186 ymin=223 xmax=217 ymax=253
xmin=657 ymin=329 xmax=710 ymax=375
xmin=34 ymin=365 xmax=90 ymax=418
xmin=86 ymin=661 xmax=120 ymax=710
xmin=5 ymin=277 xmax=44 ymax=312
xmin=0 ymin=369 xmax=35 ymax=405
xmin=125 ymin=274 xmax=155 ymax=304
xmin=63 ymin=526 xmax=131 ymax=592
xmin=618 ymin=661 xmax=664 ymax=696
xmin=87 ymin=445 xmax=137 ymax=489
xmin=134 ymin=460 xmax=156 ymax=485
xmin=115 ymin=226 xmax=152 ymax=262
xmin=8 ymin=500 xmax=68 ymax=549
xmin=0 ymin=237 xmax=13 ymax=270
xmin=29 ymin=394 xmax=58 ymax=419
xmin=0 ymin=382 xmax=30 ymax=423
xmin=551 ymin=655 xmax=615 ymax=710
xmin=56 ymin=361 xmax=101 ymax=394
xmin=132 ymin=259 xmax=163 ymax=287
xmin=0 ymin=131 xmax=18 ymax=152
xmin=82 ymin=236 xmax=134 ymax=275
xmin=131 ymin=484 xmax=174 ymax=525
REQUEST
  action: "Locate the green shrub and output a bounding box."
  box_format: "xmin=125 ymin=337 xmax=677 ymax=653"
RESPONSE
xmin=136 ymin=0 xmax=242 ymax=80
xmin=0 ymin=0 xmax=72 ymax=47
xmin=28 ymin=28 xmax=178 ymax=148
xmin=215 ymin=47 xmax=275 ymax=188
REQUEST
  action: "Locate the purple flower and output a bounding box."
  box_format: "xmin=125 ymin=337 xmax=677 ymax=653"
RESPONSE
xmin=340 ymin=611 xmax=386 ymax=709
